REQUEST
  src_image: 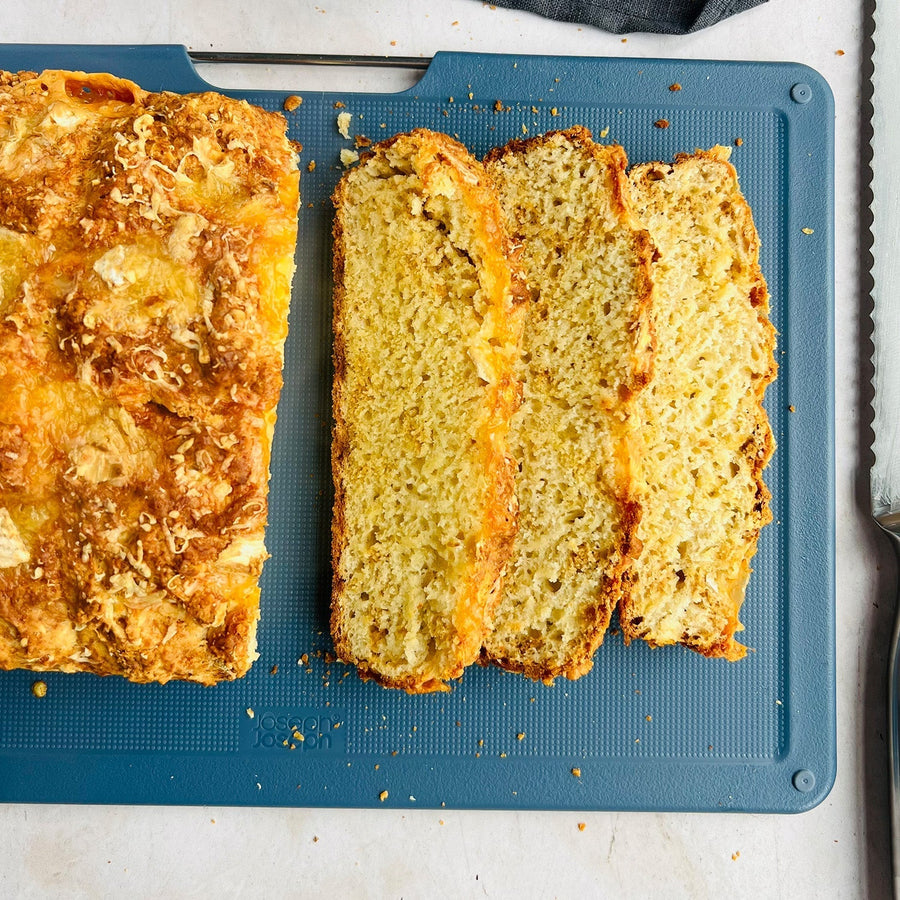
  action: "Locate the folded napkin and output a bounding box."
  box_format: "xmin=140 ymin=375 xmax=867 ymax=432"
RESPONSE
xmin=488 ymin=0 xmax=769 ymax=34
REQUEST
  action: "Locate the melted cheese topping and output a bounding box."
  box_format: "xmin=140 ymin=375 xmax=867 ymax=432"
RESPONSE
xmin=0 ymin=69 xmax=300 ymax=684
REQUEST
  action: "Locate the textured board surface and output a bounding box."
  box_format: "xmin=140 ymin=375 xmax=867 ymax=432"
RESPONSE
xmin=0 ymin=45 xmax=834 ymax=812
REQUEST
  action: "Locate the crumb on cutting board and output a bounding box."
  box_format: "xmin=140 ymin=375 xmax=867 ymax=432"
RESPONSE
xmin=337 ymin=112 xmax=353 ymax=139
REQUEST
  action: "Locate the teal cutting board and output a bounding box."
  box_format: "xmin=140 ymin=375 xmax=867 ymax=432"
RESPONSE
xmin=0 ymin=45 xmax=834 ymax=812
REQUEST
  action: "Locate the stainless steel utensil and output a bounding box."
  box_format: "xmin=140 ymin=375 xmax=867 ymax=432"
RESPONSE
xmin=871 ymin=1 xmax=900 ymax=894
xmin=188 ymin=50 xmax=430 ymax=68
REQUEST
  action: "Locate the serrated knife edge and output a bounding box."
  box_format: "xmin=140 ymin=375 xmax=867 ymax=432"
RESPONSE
xmin=871 ymin=0 xmax=900 ymax=518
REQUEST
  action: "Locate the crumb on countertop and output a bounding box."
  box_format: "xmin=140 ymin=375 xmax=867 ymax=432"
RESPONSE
xmin=577 ymin=822 xmax=586 ymax=832
xmin=571 ymin=767 xmax=581 ymax=778
xmin=379 ymin=790 xmax=389 ymax=802
xmin=246 ymin=707 xmax=254 ymax=718
xmin=31 ymin=680 xmax=47 ymax=698
xmin=340 ymin=149 xmax=360 ymax=167
xmin=654 ymin=119 xmax=670 ymax=129
xmin=283 ymin=95 xmax=303 ymax=112
xmin=669 ymin=83 xmax=682 ymax=92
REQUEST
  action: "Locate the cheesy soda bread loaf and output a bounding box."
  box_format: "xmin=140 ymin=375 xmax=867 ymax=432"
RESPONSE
xmin=483 ymin=127 xmax=655 ymax=681
xmin=624 ymin=147 xmax=776 ymax=659
xmin=331 ymin=129 xmax=527 ymax=693
xmin=0 ymin=70 xmax=300 ymax=684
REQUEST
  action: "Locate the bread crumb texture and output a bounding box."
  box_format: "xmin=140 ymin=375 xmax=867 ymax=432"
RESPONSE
xmin=331 ymin=129 xmax=526 ymax=693
xmin=624 ymin=147 xmax=776 ymax=660
xmin=483 ymin=127 xmax=654 ymax=682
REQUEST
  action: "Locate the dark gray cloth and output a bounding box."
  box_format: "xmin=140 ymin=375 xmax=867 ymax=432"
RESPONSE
xmin=489 ymin=0 xmax=769 ymax=34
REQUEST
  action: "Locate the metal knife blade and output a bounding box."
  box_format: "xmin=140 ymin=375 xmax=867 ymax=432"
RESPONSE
xmin=872 ymin=0 xmax=900 ymax=523
xmin=872 ymin=7 xmax=900 ymax=896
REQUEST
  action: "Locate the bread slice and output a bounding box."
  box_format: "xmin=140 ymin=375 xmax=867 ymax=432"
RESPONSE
xmin=331 ymin=129 xmax=527 ymax=693
xmin=623 ymin=147 xmax=777 ymax=659
xmin=482 ymin=127 xmax=655 ymax=681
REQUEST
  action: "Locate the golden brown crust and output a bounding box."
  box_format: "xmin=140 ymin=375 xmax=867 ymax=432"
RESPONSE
xmin=0 ymin=70 xmax=300 ymax=684
xmin=330 ymin=128 xmax=526 ymax=693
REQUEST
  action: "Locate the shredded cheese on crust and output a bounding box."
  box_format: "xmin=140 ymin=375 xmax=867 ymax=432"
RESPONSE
xmin=0 ymin=69 xmax=299 ymax=684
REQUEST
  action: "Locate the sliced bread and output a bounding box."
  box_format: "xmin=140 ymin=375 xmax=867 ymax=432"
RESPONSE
xmin=482 ymin=127 xmax=656 ymax=681
xmin=623 ymin=147 xmax=777 ymax=659
xmin=331 ymin=129 xmax=527 ymax=692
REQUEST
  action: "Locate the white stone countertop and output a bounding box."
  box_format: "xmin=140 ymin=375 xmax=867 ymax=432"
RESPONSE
xmin=0 ymin=1 xmax=882 ymax=897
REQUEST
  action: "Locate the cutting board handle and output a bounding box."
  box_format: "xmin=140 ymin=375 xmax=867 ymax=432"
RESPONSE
xmin=0 ymin=44 xmax=211 ymax=93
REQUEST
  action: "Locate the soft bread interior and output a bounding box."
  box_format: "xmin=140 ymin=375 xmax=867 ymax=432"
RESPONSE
xmin=483 ymin=128 xmax=655 ymax=681
xmin=331 ymin=130 xmax=524 ymax=692
xmin=624 ymin=147 xmax=776 ymax=659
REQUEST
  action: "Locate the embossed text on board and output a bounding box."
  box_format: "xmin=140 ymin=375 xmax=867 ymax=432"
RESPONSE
xmin=241 ymin=707 xmax=347 ymax=754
